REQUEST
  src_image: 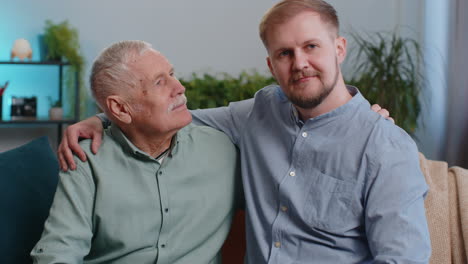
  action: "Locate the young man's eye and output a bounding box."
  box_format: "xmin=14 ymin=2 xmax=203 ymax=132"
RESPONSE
xmin=307 ymin=44 xmax=317 ymax=49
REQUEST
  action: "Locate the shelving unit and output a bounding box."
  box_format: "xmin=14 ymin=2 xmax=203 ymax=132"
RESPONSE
xmin=0 ymin=61 xmax=80 ymax=144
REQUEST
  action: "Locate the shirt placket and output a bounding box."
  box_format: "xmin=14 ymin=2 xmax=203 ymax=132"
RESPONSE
xmin=154 ymin=160 xmax=172 ymax=264
xmin=267 ymin=126 xmax=310 ymax=264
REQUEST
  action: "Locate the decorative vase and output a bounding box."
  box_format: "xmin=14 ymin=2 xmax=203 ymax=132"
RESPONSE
xmin=49 ymin=107 xmax=63 ymax=120
xmin=11 ymin=39 xmax=32 ymax=61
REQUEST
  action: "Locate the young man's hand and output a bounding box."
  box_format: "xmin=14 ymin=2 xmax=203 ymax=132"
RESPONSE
xmin=371 ymin=104 xmax=394 ymax=123
xmin=58 ymin=116 xmax=104 ymax=171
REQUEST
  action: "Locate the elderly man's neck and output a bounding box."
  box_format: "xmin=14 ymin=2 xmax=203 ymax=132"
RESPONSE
xmin=121 ymin=125 xmax=176 ymax=158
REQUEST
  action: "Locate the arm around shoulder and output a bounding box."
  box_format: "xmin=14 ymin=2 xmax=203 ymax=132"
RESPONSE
xmin=190 ymin=98 xmax=254 ymax=145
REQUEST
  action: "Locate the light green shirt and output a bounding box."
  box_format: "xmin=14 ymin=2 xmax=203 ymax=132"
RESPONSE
xmin=32 ymin=124 xmax=241 ymax=264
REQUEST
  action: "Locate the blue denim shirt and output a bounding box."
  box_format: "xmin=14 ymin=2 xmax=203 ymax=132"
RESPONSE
xmin=192 ymin=85 xmax=431 ymax=264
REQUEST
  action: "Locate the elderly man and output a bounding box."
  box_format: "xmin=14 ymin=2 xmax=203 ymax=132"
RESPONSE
xmin=31 ymin=40 xmax=241 ymax=264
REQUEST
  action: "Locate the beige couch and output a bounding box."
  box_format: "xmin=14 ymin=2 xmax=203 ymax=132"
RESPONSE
xmin=419 ymin=153 xmax=468 ymax=264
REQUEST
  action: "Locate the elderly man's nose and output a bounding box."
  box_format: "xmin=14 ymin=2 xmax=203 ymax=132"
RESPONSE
xmin=172 ymin=79 xmax=185 ymax=95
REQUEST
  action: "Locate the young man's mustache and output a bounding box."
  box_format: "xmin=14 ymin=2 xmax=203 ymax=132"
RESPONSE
xmin=291 ymin=70 xmax=321 ymax=83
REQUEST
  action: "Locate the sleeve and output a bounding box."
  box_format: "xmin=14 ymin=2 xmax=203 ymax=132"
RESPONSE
xmin=364 ymin=143 xmax=431 ymax=264
xmin=190 ymin=98 xmax=254 ymax=146
xmin=31 ymin=159 xmax=96 ymax=264
xmin=96 ymin=112 xmax=111 ymax=129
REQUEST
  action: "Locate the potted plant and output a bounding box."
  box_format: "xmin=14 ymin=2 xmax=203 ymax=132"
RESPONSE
xmin=345 ymin=31 xmax=425 ymax=135
xmin=42 ymin=20 xmax=83 ymax=65
xmin=48 ymin=97 xmax=63 ymax=120
xmin=42 ymin=20 xmax=86 ymax=119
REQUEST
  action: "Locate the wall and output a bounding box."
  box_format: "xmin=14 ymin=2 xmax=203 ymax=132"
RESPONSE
xmin=0 ymin=0 xmax=425 ymax=152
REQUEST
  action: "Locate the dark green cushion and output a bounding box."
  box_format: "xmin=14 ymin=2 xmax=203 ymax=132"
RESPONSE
xmin=0 ymin=137 xmax=59 ymax=264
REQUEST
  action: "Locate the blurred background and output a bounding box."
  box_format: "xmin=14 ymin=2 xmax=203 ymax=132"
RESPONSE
xmin=0 ymin=0 xmax=466 ymax=167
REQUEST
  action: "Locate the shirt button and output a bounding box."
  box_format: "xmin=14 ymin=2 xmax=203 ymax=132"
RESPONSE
xmin=165 ymin=208 xmax=169 ymax=213
xmin=274 ymin=242 xmax=281 ymax=248
xmin=161 ymin=244 xmax=166 ymax=248
xmin=302 ymin=132 xmax=308 ymax=138
xmin=281 ymin=206 xmax=288 ymax=212
xmin=289 ymin=171 xmax=296 ymax=177
xmin=159 ymin=171 xmax=162 ymax=175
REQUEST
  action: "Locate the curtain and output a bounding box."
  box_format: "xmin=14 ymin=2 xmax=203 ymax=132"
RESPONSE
xmin=445 ymin=0 xmax=468 ymax=167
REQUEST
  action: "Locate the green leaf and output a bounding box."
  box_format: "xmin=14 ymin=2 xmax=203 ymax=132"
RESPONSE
xmin=180 ymin=70 xmax=276 ymax=109
xmin=345 ymin=30 xmax=425 ymax=136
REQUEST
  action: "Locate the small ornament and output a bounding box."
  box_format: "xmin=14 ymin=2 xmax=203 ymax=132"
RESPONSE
xmin=11 ymin=39 xmax=33 ymax=61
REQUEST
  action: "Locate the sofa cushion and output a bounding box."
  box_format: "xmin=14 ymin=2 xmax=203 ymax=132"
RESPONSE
xmin=0 ymin=137 xmax=59 ymax=264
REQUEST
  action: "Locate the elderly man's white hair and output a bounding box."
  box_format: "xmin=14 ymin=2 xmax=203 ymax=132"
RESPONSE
xmin=90 ymin=40 xmax=153 ymax=110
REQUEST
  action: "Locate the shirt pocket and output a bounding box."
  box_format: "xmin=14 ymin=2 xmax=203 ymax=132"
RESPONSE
xmin=304 ymin=170 xmax=358 ymax=231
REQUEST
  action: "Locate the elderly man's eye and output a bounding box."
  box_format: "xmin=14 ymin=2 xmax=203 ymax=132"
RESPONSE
xmin=279 ymin=50 xmax=291 ymax=57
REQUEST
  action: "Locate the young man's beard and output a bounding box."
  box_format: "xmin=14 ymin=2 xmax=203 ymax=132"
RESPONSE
xmin=287 ymin=61 xmax=339 ymax=109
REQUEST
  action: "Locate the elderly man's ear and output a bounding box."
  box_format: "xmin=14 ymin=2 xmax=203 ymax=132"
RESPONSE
xmin=106 ymin=95 xmax=132 ymax=124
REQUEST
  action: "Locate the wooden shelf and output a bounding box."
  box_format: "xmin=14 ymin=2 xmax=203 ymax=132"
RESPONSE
xmin=0 ymin=61 xmax=79 ymax=145
xmin=0 ymin=119 xmax=77 ymax=125
xmin=0 ymin=61 xmax=70 ymax=65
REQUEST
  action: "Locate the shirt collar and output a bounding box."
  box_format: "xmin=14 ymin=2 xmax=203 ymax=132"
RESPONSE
xmin=108 ymin=124 xmax=180 ymax=161
xmin=289 ymin=85 xmax=364 ymax=127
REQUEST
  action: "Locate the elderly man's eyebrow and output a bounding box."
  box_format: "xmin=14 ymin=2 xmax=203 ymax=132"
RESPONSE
xmin=150 ymin=67 xmax=175 ymax=84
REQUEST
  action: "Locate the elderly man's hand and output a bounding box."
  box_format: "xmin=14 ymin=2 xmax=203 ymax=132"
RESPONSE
xmin=58 ymin=116 xmax=104 ymax=171
xmin=371 ymin=104 xmax=394 ymax=123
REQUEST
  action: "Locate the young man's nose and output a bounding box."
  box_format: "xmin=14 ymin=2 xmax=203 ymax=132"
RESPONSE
xmin=292 ymin=52 xmax=309 ymax=70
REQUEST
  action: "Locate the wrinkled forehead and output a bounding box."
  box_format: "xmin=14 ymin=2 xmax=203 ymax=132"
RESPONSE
xmin=149 ymin=49 xmax=173 ymax=71
xmin=127 ymin=49 xmax=173 ymax=85
xmin=129 ymin=49 xmax=171 ymax=70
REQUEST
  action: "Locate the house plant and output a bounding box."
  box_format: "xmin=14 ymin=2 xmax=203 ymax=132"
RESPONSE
xmin=42 ymin=20 xmax=86 ymax=119
xmin=345 ymin=31 xmax=425 ymax=134
xmin=180 ymin=70 xmax=276 ymax=109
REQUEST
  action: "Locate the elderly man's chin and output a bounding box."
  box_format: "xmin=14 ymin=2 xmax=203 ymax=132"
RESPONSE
xmin=173 ymin=107 xmax=193 ymax=128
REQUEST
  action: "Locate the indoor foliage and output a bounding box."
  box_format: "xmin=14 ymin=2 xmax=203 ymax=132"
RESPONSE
xmin=346 ymin=31 xmax=425 ymax=134
xmin=42 ymin=20 xmax=86 ymax=119
xmin=180 ymin=71 xmax=276 ymax=109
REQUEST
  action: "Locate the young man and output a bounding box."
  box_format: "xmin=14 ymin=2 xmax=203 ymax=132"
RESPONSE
xmin=32 ymin=41 xmax=241 ymax=263
xmin=59 ymin=1 xmax=430 ymax=263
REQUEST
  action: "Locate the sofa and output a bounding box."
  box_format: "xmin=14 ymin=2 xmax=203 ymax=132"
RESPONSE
xmin=419 ymin=153 xmax=468 ymax=264
xmin=0 ymin=137 xmax=59 ymax=264
xmin=1 ymin=137 xmax=467 ymax=263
